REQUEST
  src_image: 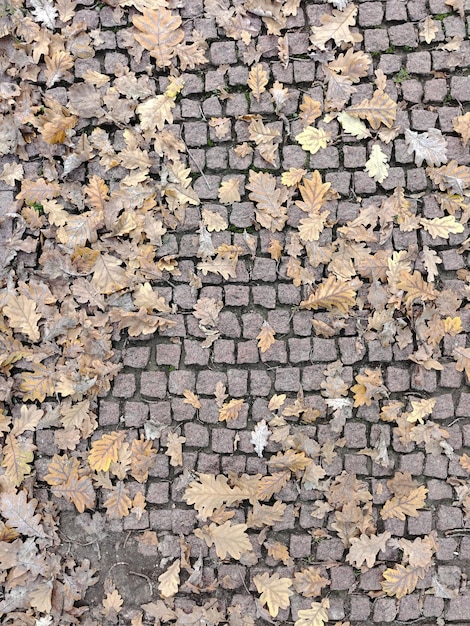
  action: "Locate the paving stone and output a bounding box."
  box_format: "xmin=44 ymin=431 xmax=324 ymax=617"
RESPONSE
xmin=446 ymin=594 xmax=470 ymax=621
xmin=112 ymin=373 xmax=136 ymax=398
xmin=140 ymin=371 xmax=167 ymax=398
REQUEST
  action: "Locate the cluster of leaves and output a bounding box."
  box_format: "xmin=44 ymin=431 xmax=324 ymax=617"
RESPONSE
xmin=0 ymin=0 xmax=469 ymax=622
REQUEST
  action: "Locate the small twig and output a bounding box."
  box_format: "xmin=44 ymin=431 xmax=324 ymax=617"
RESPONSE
xmin=108 ymin=561 xmax=130 ymax=575
xmin=129 ymin=571 xmax=153 ymax=597
xmin=445 ymin=529 xmax=470 ymax=536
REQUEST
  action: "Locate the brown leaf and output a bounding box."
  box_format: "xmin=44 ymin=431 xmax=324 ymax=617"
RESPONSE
xmin=132 ymin=8 xmax=184 ymax=67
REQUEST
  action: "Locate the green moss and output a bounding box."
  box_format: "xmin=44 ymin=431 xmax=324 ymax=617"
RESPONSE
xmin=385 ymin=46 xmax=395 ymax=54
xmin=402 ymin=45 xmax=414 ymax=52
xmin=443 ymin=91 xmax=452 ymax=103
xmin=433 ymin=12 xmax=450 ymax=20
xmin=370 ymin=51 xmax=381 ymax=58
xmin=31 ymin=203 xmax=44 ymax=215
xmin=207 ymin=138 xmax=214 ymax=147
xmin=393 ymin=68 xmax=410 ymax=83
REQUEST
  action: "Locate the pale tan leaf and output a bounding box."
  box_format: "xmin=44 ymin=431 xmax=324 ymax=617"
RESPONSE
xmin=381 ymin=485 xmax=428 ymax=520
xmin=3 ymin=294 xmax=41 ymax=342
xmin=296 ymin=126 xmax=331 ymax=154
xmin=102 ymin=589 xmax=123 ymax=617
xmin=219 ymin=398 xmax=245 ymax=422
xmin=347 ymin=89 xmax=397 ymax=129
xmin=381 ymin=564 xmax=427 ymax=599
xmin=247 ymin=63 xmax=269 ymax=101
xmin=300 ymin=276 xmax=358 ymax=313
xmin=104 ymin=481 xmax=132 ymax=519
xmin=365 ymin=144 xmax=389 ymax=183
xmin=420 ymin=16 xmax=438 ymax=43
xmin=183 ymin=474 xmax=245 ymax=520
xmin=420 ymin=215 xmax=464 ymax=239
xmin=165 ymin=431 xmax=185 ymax=467
xmin=254 ymin=572 xmax=294 ymax=617
xmin=158 ymin=559 xmax=180 ymax=598
xmin=132 ymin=8 xmax=184 ymax=67
xmin=346 ymin=531 xmax=392 ymax=568
xmin=294 ymin=599 xmax=330 ymax=626
xmin=453 ymin=112 xmax=470 ymax=146
xmin=195 ymin=521 xmax=252 ymax=559
xmin=310 ymin=4 xmax=359 ymax=49
xmin=183 ymin=389 xmax=201 ymax=409
xmin=293 ymin=568 xmax=330 ymax=598
xmin=257 ymin=320 xmax=276 ymax=353
xmin=218 ymin=178 xmax=241 ymax=204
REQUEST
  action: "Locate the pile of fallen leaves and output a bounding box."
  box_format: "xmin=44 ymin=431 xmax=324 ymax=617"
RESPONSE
xmin=1 ymin=0 xmax=470 ymax=623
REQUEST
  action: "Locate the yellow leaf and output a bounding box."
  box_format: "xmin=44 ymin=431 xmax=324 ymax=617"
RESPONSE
xmin=300 ymin=276 xmax=358 ymax=313
xmin=104 ymin=481 xmax=132 ymax=519
xmin=219 ymin=398 xmax=245 ymax=422
xmin=420 ymin=215 xmax=464 ymax=239
xmin=405 ymin=398 xmax=436 ymax=424
xmin=247 ymin=63 xmax=269 ymax=101
xmin=265 ymin=540 xmax=291 ymax=564
xmin=296 ymin=171 xmax=331 ymax=214
xmin=294 ymin=599 xmax=330 ymax=626
xmin=453 ymin=111 xmax=470 ymax=146
xmin=218 ymin=177 xmax=241 ymax=204
xmin=281 ymin=167 xmax=307 ymax=187
xmin=183 ymin=474 xmax=245 ymax=520
xmin=20 ymin=365 xmax=55 ymax=402
xmin=88 ymin=431 xmax=126 ymax=472
xmin=165 ymin=431 xmax=186 ymax=467
xmin=183 ymin=389 xmax=201 ymax=409
xmin=1 ymin=433 xmax=35 ymax=488
xmin=132 ymin=8 xmax=184 ymax=67
xmin=254 ymin=572 xmax=294 ymax=618
xmin=365 ymin=144 xmax=389 ymax=183
xmin=158 ymin=559 xmax=180 ymax=598
xmin=337 ymin=111 xmax=371 ymax=139
xmin=396 ymin=270 xmax=438 ymax=305
xmin=299 ymin=94 xmax=322 ymax=126
xmin=347 ymin=89 xmax=397 ymax=129
xmin=298 ymin=213 xmax=329 ymax=242
xmin=195 ymin=521 xmax=252 ymax=559
xmin=3 ymin=294 xmax=41 ymax=342
xmin=381 ymin=564 xmax=427 ymax=599
xmin=381 ymin=485 xmax=428 ymax=520
xmin=257 ymin=320 xmax=276 ymax=353
xmin=295 ymin=126 xmax=331 ymax=154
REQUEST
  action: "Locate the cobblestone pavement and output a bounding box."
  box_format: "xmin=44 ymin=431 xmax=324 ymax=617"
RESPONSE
xmin=2 ymin=0 xmax=470 ymax=624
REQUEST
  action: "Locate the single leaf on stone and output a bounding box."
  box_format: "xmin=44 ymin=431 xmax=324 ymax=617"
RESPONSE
xmin=88 ymin=431 xmax=126 ymax=472
xmin=183 ymin=474 xmax=245 ymax=520
xmin=421 ymin=246 xmax=442 ymax=282
xmin=420 ymin=15 xmax=438 ymax=43
xmin=453 ymin=112 xmax=470 ymax=146
xmin=299 ymin=95 xmax=322 ymax=126
xmin=381 ymin=485 xmax=428 ymax=520
xmin=294 ymin=598 xmax=330 ymax=626
xmin=183 ymin=389 xmax=201 ymax=409
xmin=337 ymin=111 xmax=370 ymax=139
xmin=251 ymin=419 xmax=271 ymax=457
xmin=420 ymin=215 xmax=464 ymax=239
xmin=104 ymin=481 xmax=132 ymax=519
xmin=405 ymin=128 xmax=448 ymax=167
xmin=254 ymin=572 xmax=294 ymax=617
xmin=329 ymin=47 xmax=371 ymax=82
xmin=247 ymin=63 xmax=269 ymax=101
xmin=218 ymin=178 xmax=241 ymax=204
xmin=346 ymin=531 xmax=392 ymax=568
xmin=381 ymin=564 xmax=427 ymax=599
xmin=281 ymin=167 xmax=307 ymax=187
xmin=219 ymin=398 xmax=245 ymax=422
xmin=257 ymin=470 xmax=291 ymax=500
xmin=265 ymin=540 xmax=291 ymax=564
xmin=365 ymin=144 xmax=389 ymax=183
xmin=300 ymin=276 xmax=358 ymax=313
xmin=257 ymin=320 xmax=276 ymax=353
xmin=347 ymin=89 xmax=397 ymax=129
xmin=158 ymin=559 xmax=180 ymax=598
xmin=195 ymin=521 xmax=252 ymax=559
xmin=310 ymin=4 xmax=359 ymax=50
xmin=208 ymin=117 xmax=231 ymax=139
xmin=3 ymin=294 xmax=41 ymax=343
xmin=132 ymin=8 xmax=184 ymax=67
xmin=293 ymin=568 xmax=330 ymax=598
xmin=296 ymin=126 xmax=331 ymax=154
xmin=165 ymin=431 xmax=186 ymax=467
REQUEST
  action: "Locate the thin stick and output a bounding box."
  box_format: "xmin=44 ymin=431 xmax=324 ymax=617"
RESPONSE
xmin=129 ymin=571 xmax=153 ymax=596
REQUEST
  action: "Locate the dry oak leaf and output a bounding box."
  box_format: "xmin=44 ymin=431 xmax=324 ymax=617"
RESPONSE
xmin=365 ymin=144 xmax=389 ymax=183
xmin=294 ymin=599 xmax=330 ymax=626
xmin=296 ymin=171 xmax=331 ymax=213
xmin=247 ymin=170 xmax=289 ymax=232
xmin=459 ymin=453 xmax=470 ymax=473
xmin=337 ymin=111 xmax=370 ymax=139
xmin=91 ymin=253 xmax=130 ymax=294
xmin=45 ymin=454 xmax=95 ymax=513
xmin=257 ymin=320 xmax=276 ymax=353
xmin=257 ymin=470 xmax=291 ymax=500
xmin=396 ymin=270 xmax=438 ymax=306
xmin=183 ymin=473 xmax=245 ymax=520
xmin=293 ymin=568 xmax=330 ymax=598
xmin=88 ymin=431 xmax=126 ymax=472
xmin=281 ymin=167 xmax=307 ymax=187
xmin=3 ymin=294 xmax=41 ymax=343
xmin=381 ymin=485 xmax=428 ymax=520
xmin=299 ymin=94 xmax=322 ymax=126
xmin=1 ymin=433 xmax=35 ymax=488
xmin=132 ymin=8 xmax=184 ymax=67
xmin=102 ymin=589 xmax=123 ymax=617
xmin=296 ymin=126 xmax=331 ymax=154
xmin=0 ymin=490 xmax=46 ymax=537
xmin=310 ymin=4 xmax=359 ymax=50
xmin=405 ymin=398 xmax=436 ymax=424
xmin=251 ymin=419 xmax=271 ymax=457
xmin=346 ymin=531 xmax=392 ymax=569
xmin=454 ymin=347 xmax=470 ymax=381
xmin=183 ymin=389 xmax=201 ymax=409
xmin=399 ymin=536 xmax=435 ymax=568
xmin=300 ymin=276 xmax=358 ymax=313
xmin=248 ymin=63 xmax=269 ymax=101
xmin=219 ymin=398 xmax=245 ymax=422
xmin=20 ymin=364 xmax=55 ymax=402
xmin=130 ymin=436 xmax=157 ymax=483
xmin=137 ymin=94 xmax=175 ymax=134
xmin=254 ymin=572 xmax=294 ymax=618
xmin=405 ymin=128 xmax=447 ymax=167
xmin=420 ymin=215 xmax=464 ymax=239
xmin=381 ymin=564 xmax=428 ymax=599
xmin=104 ymin=481 xmax=132 ymax=519
xmin=246 ymin=500 xmax=287 ymax=528
xmin=420 ymin=15 xmax=438 ymax=43
xmin=347 ymin=89 xmax=397 ymax=129
xmin=329 ymin=47 xmax=371 ymax=83
xmin=158 ymin=559 xmax=180 ymax=598
xmin=268 ymin=449 xmax=311 ymax=473
xmin=218 ymin=178 xmax=241 ymax=204
xmin=453 ymin=112 xmax=470 ymax=146
xmin=165 ymin=431 xmax=186 ymax=467
xmin=195 ymin=521 xmax=252 ymax=559
xmin=265 ymin=540 xmax=291 ymax=565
